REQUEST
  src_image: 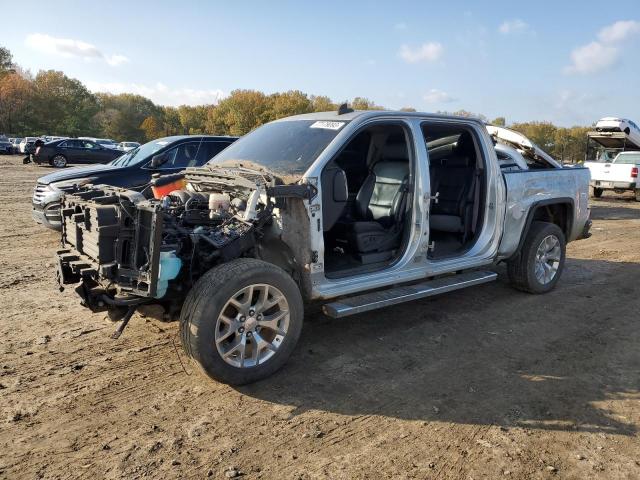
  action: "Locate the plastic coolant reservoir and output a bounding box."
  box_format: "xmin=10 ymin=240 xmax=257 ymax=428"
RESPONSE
xmin=209 ymin=192 xmax=231 ymax=211
xmin=155 ymin=251 xmax=182 ymax=298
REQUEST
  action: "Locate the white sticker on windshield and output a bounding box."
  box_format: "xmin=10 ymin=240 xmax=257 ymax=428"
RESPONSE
xmin=310 ymin=121 xmax=345 ymax=130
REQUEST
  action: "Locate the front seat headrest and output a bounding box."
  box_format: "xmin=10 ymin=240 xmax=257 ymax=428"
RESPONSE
xmin=380 ymin=142 xmax=409 ymax=162
xmin=455 ymin=132 xmax=475 ymax=158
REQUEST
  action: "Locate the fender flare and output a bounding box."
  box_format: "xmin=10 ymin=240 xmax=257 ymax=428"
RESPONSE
xmin=510 ymin=197 xmax=574 ymax=260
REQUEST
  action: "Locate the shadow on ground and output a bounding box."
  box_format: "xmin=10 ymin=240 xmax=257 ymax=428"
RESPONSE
xmin=239 ymin=258 xmax=640 ymax=437
xmin=590 ymin=196 xmax=640 ymax=220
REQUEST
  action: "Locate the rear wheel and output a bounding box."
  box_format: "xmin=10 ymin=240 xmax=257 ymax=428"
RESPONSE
xmin=635 ymin=189 xmax=640 ymax=202
xmin=507 ymin=221 xmax=566 ymax=294
xmin=180 ymin=258 xmax=303 ymax=385
xmin=590 ymin=187 xmax=603 ymax=198
xmin=50 ymin=154 xmax=67 ymax=168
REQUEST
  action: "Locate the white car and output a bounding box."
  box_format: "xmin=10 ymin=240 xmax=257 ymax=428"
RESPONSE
xmin=19 ymin=137 xmax=38 ymax=154
xmin=10 ymin=138 xmax=23 ymax=154
xmin=117 ymin=141 xmax=140 ymax=152
xmin=594 ymin=117 xmax=640 ymax=148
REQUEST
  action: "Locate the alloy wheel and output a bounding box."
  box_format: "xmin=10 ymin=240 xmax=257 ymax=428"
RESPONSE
xmin=534 ymin=234 xmax=561 ymax=285
xmin=214 ymin=284 xmax=290 ymax=368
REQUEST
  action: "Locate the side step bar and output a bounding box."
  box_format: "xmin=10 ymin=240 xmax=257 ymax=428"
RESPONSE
xmin=322 ymin=270 xmax=497 ymax=318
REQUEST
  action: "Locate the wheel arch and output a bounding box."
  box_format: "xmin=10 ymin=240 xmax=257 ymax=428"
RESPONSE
xmin=511 ymin=198 xmax=574 ymax=259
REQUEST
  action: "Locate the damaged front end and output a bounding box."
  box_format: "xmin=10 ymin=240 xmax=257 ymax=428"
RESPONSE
xmin=56 ymin=165 xmax=313 ymax=326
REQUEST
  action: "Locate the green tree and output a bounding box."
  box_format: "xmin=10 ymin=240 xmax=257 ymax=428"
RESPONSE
xmin=510 ymin=121 xmax=557 ymax=153
xmin=162 ymin=106 xmax=182 ymax=136
xmin=178 ymin=105 xmax=208 ymax=134
xmin=0 ymin=46 xmax=14 ymax=77
xmin=140 ymin=116 xmax=164 ymax=141
xmin=491 ymin=116 xmax=506 ymax=126
xmin=351 ymin=97 xmax=384 ymax=110
xmin=205 ymin=90 xmax=271 ymax=136
xmin=311 ymin=95 xmax=336 ymax=112
xmin=94 ymin=93 xmax=161 ymax=141
xmin=0 ymin=72 xmax=35 ymax=134
xmin=266 ymin=90 xmax=313 ymax=121
xmin=32 ymin=70 xmax=99 ymax=136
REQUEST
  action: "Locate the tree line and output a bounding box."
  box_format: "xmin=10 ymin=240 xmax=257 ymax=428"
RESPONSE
xmin=1 ymin=45 xmax=590 ymax=162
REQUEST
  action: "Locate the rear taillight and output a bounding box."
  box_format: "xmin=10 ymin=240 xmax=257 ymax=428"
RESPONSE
xmin=632 ymin=167 xmax=638 ymax=178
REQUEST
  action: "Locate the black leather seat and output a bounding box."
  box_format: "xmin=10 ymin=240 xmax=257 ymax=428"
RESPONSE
xmin=347 ymin=144 xmax=410 ymax=256
xmin=430 ymin=132 xmax=476 ymax=234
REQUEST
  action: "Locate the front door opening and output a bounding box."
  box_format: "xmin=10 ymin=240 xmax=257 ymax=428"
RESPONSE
xmin=321 ymin=123 xmax=413 ymax=278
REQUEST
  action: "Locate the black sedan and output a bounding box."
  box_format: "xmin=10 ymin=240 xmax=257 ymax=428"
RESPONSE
xmin=32 ymin=138 xmax=123 ymax=167
xmin=0 ymin=138 xmax=12 ymax=154
xmin=32 ymin=135 xmax=238 ymax=229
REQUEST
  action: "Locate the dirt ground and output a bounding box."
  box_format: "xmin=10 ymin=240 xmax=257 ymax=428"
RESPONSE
xmin=0 ymin=155 xmax=638 ymax=480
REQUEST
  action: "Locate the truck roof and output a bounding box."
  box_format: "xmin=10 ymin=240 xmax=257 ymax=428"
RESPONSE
xmin=276 ymin=110 xmax=487 ymax=126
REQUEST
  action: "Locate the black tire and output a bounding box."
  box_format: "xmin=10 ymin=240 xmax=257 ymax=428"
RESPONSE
xmin=590 ymin=187 xmax=603 ymax=198
xmin=180 ymin=258 xmax=304 ymax=385
xmin=507 ymin=221 xmax=566 ymax=294
xmin=50 ymin=154 xmax=67 ymax=168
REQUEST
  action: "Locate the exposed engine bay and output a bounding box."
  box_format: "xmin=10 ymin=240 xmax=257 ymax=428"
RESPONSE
xmin=55 ymin=165 xmax=315 ymax=321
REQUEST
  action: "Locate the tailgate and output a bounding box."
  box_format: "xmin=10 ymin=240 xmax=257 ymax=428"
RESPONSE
xmin=591 ymin=163 xmax=635 ymax=183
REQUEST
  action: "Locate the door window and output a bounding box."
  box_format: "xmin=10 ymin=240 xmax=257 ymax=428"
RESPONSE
xmin=196 ymin=141 xmax=233 ymax=165
xmin=62 ymin=140 xmax=82 ymax=148
xmin=156 ymin=142 xmax=213 ymax=169
xmin=81 ymin=140 xmax=98 ymax=149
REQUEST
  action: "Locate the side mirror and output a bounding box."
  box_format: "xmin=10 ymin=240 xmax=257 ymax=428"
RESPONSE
xmin=150 ymin=153 xmax=166 ymax=168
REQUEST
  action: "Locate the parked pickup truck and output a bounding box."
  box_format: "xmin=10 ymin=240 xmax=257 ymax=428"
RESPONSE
xmin=585 ymin=151 xmax=640 ymax=201
xmin=54 ymin=109 xmax=591 ymax=385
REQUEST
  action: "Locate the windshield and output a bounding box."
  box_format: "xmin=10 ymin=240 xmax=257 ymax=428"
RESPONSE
xmin=208 ymin=120 xmax=347 ymax=175
xmin=109 ymin=138 xmax=173 ymax=167
xmin=613 ymin=152 xmax=640 ymax=164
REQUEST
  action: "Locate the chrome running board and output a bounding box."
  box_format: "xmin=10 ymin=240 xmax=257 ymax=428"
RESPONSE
xmin=322 ymin=270 xmax=497 ymax=318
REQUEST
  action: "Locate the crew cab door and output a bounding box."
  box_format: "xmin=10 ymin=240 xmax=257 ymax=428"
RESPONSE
xmin=420 ymin=120 xmax=505 ymax=265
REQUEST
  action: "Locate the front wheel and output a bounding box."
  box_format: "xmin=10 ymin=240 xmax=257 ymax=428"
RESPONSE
xmin=180 ymin=258 xmax=304 ymax=385
xmin=50 ymin=154 xmax=67 ymax=168
xmin=507 ymin=221 xmax=566 ymax=294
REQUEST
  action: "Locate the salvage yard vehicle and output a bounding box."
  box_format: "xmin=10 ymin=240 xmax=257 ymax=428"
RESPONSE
xmin=32 ymin=138 xmax=122 ymax=167
xmin=54 ymin=109 xmax=592 ymax=385
xmin=586 ymin=117 xmax=640 ymax=163
xmin=0 ymin=135 xmax=12 ymax=154
xmin=33 ymin=135 xmax=237 ymax=229
xmin=585 ymin=151 xmax=640 ymax=201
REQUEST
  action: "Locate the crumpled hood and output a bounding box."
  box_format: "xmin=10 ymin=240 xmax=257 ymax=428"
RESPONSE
xmin=38 ymin=163 xmax=121 ymax=185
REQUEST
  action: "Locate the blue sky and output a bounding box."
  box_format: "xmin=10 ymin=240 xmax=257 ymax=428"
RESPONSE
xmin=3 ymin=0 xmax=640 ymax=126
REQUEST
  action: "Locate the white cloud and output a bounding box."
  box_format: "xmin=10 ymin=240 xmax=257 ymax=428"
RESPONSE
xmin=564 ymin=19 xmax=640 ymax=75
xmin=25 ymin=33 xmax=129 ymax=67
xmin=105 ymin=55 xmax=130 ymax=67
xmin=85 ymin=81 xmax=226 ymax=106
xmin=598 ymin=20 xmax=640 ymax=43
xmin=564 ymin=41 xmax=619 ymax=74
xmin=498 ymin=19 xmax=529 ymax=34
xmin=399 ymin=42 xmax=443 ymax=63
xmin=423 ymin=89 xmax=457 ymax=104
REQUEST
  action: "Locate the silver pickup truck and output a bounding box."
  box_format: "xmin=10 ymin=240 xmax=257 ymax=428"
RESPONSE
xmin=54 ymin=109 xmax=591 ymax=385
